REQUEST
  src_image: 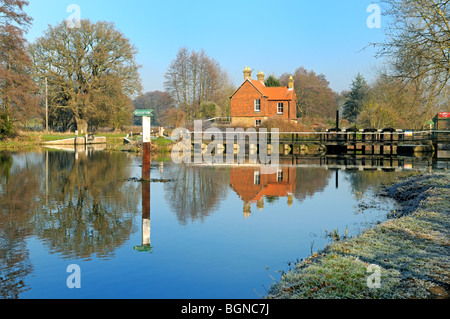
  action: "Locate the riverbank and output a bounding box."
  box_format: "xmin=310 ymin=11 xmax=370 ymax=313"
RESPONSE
xmin=0 ymin=132 xmax=176 ymax=161
xmin=104 ymin=136 xmax=175 ymax=157
xmin=0 ymin=132 xmax=128 ymax=150
xmin=266 ymin=170 xmax=449 ymax=299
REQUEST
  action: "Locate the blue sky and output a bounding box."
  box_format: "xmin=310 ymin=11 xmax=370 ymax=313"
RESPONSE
xmin=24 ymin=0 xmax=387 ymax=94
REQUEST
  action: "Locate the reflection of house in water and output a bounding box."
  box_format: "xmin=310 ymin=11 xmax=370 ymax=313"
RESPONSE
xmin=230 ymin=167 xmax=296 ymax=217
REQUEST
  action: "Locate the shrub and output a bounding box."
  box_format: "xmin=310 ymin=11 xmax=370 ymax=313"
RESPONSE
xmin=0 ymin=113 xmax=14 ymax=139
xmin=260 ymin=117 xmax=312 ymax=133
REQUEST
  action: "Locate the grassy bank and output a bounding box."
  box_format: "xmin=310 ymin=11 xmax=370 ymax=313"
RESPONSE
xmin=266 ymin=171 xmax=449 ymax=299
xmin=0 ymin=131 xmax=176 ymax=161
xmin=105 ymin=136 xmax=175 ymax=158
xmin=0 ymin=132 xmax=129 ymax=150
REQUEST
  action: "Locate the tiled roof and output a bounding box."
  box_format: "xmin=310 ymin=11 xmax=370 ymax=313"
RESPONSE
xmin=230 ymin=78 xmax=295 ymax=102
xmin=230 ymin=167 xmax=296 ymax=203
xmin=250 ymin=79 xmax=295 ymax=101
xmin=252 ymin=182 xmax=293 ymax=203
xmin=250 ymin=79 xmax=266 ymax=93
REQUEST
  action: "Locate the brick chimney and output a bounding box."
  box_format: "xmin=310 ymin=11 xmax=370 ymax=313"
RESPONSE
xmin=288 ymin=75 xmax=294 ymax=90
xmin=243 ymin=66 xmax=252 ymax=80
xmin=257 ymin=71 xmax=265 ymax=84
xmin=243 ymin=201 xmax=251 ymax=217
xmin=288 ymin=76 xmax=294 ymax=90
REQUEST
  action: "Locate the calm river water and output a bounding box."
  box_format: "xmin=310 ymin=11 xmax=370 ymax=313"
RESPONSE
xmin=0 ymin=148 xmax=444 ymax=299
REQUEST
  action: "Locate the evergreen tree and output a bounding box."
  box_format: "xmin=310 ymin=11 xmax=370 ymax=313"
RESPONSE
xmin=342 ymin=73 xmax=369 ymax=123
xmin=265 ymin=75 xmax=281 ymax=87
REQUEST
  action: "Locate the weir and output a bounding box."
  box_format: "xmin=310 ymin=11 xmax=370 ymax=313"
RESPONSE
xmin=183 ymin=112 xmax=450 ymax=159
xmin=183 ymin=129 xmax=449 ymax=159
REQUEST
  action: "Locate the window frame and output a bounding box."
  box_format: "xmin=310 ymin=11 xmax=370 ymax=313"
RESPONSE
xmin=254 ymin=99 xmax=261 ymax=112
xmin=277 ymin=169 xmax=283 ymax=182
xmin=277 ymin=102 xmax=284 ymax=114
xmin=254 ymin=171 xmax=261 ymax=185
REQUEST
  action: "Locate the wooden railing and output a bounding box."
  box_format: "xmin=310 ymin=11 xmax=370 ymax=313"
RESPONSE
xmin=183 ymin=129 xmax=449 ymax=145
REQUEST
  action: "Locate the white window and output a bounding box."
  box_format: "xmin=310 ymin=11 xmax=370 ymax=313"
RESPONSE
xmin=277 ymin=169 xmax=283 ymax=182
xmin=255 ymin=119 xmax=261 ymax=126
xmin=254 ymin=99 xmax=261 ymax=112
xmin=254 ymin=171 xmax=260 ymax=185
xmin=277 ymin=103 xmax=284 ymax=114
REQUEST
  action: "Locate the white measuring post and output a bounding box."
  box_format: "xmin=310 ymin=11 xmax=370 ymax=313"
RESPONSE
xmin=142 ymin=115 xmax=151 ymax=143
xmin=134 ymin=109 xmax=153 ymax=144
xmin=133 ymin=109 xmax=153 ymax=253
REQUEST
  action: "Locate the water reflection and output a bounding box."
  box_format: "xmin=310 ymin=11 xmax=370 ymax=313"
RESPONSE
xmin=0 ymin=148 xmax=447 ymax=299
xmin=0 ymin=151 xmax=39 ymax=298
xmin=230 ymin=166 xmax=297 ymax=217
xmin=0 ymin=149 xmax=140 ymax=297
xmin=163 ymin=165 xmax=229 ymax=225
xmin=36 ymin=150 xmax=140 ymax=259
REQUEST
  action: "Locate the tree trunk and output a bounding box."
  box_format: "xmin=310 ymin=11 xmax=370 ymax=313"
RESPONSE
xmin=75 ymin=117 xmax=88 ymax=134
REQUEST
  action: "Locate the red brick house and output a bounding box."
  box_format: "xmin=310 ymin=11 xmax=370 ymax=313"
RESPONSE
xmin=230 ymin=67 xmax=298 ymax=127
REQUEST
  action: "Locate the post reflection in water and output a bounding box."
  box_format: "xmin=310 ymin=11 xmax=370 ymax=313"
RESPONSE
xmin=134 ymin=143 xmax=152 ymax=252
xmin=335 ymin=169 xmax=339 ymax=189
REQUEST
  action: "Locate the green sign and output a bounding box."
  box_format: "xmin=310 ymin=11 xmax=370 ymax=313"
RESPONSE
xmin=133 ymin=109 xmax=153 ymax=117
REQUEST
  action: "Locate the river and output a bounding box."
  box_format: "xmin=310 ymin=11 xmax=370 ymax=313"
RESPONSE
xmin=0 ymin=148 xmax=446 ymax=298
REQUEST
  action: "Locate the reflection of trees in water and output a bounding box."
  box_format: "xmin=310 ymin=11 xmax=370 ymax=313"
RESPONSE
xmin=0 ymin=150 xmax=140 ymax=297
xmin=33 ymin=151 xmax=140 ymax=259
xmin=0 ymin=152 xmax=13 ymax=182
xmin=0 ymin=239 xmax=32 ymax=299
xmin=344 ymin=170 xmax=404 ymax=199
xmin=164 ymin=165 xmax=334 ymax=223
xmin=164 ymin=165 xmax=229 ymax=225
xmin=0 ymin=152 xmax=39 ymax=298
xmin=265 ymin=196 xmax=279 ymax=204
xmin=294 ymin=168 xmax=333 ymax=203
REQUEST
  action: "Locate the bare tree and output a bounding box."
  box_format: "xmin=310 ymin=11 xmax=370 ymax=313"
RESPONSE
xmin=133 ymin=90 xmax=174 ymax=126
xmin=281 ymin=67 xmax=338 ymax=119
xmin=28 ymin=19 xmax=142 ymax=132
xmin=375 ymin=0 xmax=449 ymax=106
xmin=160 ymin=108 xmax=186 ymax=128
xmin=164 ymin=47 xmax=230 ymax=120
